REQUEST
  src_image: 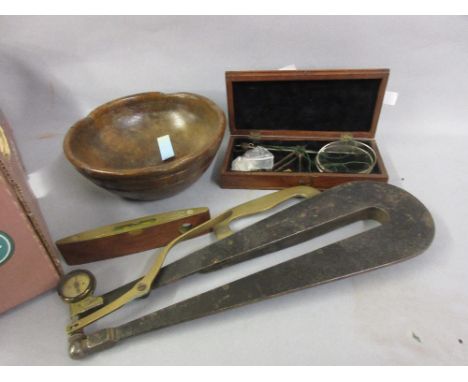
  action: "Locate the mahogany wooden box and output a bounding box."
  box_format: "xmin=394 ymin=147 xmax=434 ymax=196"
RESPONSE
xmin=219 ymin=69 xmax=389 ymax=190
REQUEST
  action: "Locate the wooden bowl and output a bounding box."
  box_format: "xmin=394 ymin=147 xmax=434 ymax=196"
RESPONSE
xmin=64 ymin=92 xmax=226 ymax=200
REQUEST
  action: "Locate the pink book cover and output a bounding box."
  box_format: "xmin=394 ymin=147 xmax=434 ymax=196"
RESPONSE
xmin=0 ymin=110 xmax=62 ymax=314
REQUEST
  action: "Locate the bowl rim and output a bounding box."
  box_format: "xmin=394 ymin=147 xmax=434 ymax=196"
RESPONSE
xmin=63 ymin=91 xmax=226 ymax=178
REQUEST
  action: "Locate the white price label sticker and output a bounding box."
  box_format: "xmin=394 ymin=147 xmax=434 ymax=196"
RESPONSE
xmin=384 ymin=91 xmax=399 ymax=106
xmin=157 ymin=135 xmax=175 ymax=161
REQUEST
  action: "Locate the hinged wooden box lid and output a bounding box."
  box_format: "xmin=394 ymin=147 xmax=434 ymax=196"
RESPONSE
xmin=225 ymin=68 xmax=389 ymax=139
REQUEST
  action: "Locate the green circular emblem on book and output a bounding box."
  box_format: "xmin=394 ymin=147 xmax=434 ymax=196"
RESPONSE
xmin=0 ymin=231 xmax=14 ymax=265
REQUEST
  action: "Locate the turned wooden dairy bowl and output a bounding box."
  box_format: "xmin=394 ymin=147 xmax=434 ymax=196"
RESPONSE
xmin=64 ymin=92 xmax=226 ymax=200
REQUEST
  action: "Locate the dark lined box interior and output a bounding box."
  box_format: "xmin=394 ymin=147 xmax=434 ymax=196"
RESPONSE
xmin=231 ymin=79 xmax=382 ymax=133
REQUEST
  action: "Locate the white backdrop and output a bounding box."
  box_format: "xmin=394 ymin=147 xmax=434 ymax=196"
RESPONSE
xmin=0 ymin=16 xmax=467 ymax=365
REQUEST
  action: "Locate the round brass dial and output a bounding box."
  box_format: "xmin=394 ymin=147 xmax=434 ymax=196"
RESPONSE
xmin=58 ymin=269 xmax=96 ymax=303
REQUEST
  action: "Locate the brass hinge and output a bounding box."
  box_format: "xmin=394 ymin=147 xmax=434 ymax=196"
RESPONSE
xmin=248 ymin=131 xmax=263 ymax=140
xmin=340 ymin=133 xmax=354 ymax=141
